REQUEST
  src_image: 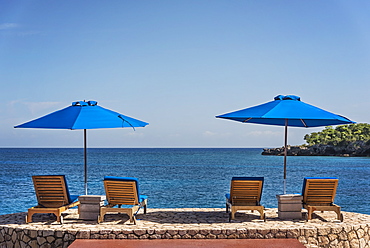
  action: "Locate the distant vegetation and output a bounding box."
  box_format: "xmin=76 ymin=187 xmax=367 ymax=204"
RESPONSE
xmin=304 ymin=123 xmax=370 ymax=146
xmin=263 ymin=123 xmax=370 ymax=156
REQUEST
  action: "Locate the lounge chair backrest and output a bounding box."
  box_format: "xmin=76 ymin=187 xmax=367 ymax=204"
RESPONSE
xmin=230 ymin=177 xmax=264 ymax=205
xmin=302 ymin=177 xmax=338 ymax=205
xmin=104 ymin=176 xmax=140 ymax=206
xmin=32 ymin=175 xmax=72 ymax=208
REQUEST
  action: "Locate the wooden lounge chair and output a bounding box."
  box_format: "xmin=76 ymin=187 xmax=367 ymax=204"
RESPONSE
xmin=302 ymin=177 xmax=343 ymax=221
xmin=98 ymin=176 xmax=148 ymax=224
xmin=27 ymin=175 xmax=80 ymax=224
xmin=225 ymin=177 xmax=265 ymax=221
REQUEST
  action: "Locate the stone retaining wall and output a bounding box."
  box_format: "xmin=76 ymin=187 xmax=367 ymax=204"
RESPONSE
xmin=1 ymin=224 xmax=369 ymax=248
xmin=1 ymin=209 xmax=370 ymax=248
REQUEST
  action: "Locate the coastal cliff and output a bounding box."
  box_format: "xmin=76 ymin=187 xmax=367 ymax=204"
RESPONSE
xmin=262 ymin=141 xmax=370 ymax=157
xmin=263 ymin=123 xmax=370 ymax=157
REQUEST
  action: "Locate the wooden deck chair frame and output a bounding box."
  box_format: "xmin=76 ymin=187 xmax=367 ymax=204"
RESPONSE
xmin=302 ymin=177 xmax=343 ymax=222
xmin=98 ymin=177 xmax=147 ymax=225
xmin=27 ymin=175 xmax=80 ymax=224
xmin=226 ymin=177 xmax=265 ymax=221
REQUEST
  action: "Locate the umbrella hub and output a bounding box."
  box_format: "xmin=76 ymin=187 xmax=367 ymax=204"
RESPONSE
xmin=274 ymin=95 xmax=300 ymax=101
xmin=72 ymin=101 xmax=98 ymax=106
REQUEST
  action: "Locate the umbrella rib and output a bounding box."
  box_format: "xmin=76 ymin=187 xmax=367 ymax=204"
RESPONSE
xmin=118 ymin=115 xmax=136 ymax=131
xmin=243 ymin=118 xmax=252 ymax=123
xmin=300 ymin=119 xmax=308 ymax=127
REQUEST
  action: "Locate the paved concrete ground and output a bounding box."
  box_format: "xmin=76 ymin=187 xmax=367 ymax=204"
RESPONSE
xmin=1 ymin=207 xmax=363 ymax=229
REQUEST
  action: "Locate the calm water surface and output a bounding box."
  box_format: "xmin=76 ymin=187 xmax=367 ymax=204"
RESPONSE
xmin=0 ymin=148 xmax=369 ymax=215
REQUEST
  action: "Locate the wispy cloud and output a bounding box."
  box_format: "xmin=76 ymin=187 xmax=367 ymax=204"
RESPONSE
xmin=0 ymin=23 xmax=41 ymax=36
xmin=0 ymin=23 xmax=18 ymax=30
xmin=7 ymin=100 xmax=61 ymax=116
xmin=25 ymin=101 xmax=61 ymax=115
xmin=203 ymin=131 xmax=216 ymax=136
xmin=203 ymin=131 xmax=232 ymax=138
xmin=247 ymin=130 xmax=281 ymax=137
xmin=16 ymin=31 xmax=41 ymax=36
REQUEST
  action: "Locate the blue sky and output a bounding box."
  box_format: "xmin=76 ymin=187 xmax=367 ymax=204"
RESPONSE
xmin=1 ymin=1 xmax=369 ymax=148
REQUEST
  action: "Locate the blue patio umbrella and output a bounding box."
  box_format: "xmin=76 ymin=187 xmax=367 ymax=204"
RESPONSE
xmin=216 ymin=95 xmax=355 ymax=194
xmin=15 ymin=100 xmax=149 ymax=195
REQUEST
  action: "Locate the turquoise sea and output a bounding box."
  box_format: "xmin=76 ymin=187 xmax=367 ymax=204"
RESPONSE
xmin=0 ymin=148 xmax=369 ymax=215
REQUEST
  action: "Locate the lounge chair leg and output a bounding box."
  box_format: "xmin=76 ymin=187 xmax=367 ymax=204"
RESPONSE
xmin=129 ymin=213 xmax=136 ymax=225
xmin=258 ymin=209 xmax=265 ymax=220
xmin=56 ymin=214 xmax=63 ymax=224
xmin=128 ymin=208 xmax=136 ymax=225
xmin=226 ymin=203 xmax=229 ymax=213
xmin=335 ymin=207 xmax=343 ymax=221
xmin=230 ymin=210 xmax=235 ymax=221
xmin=98 ymin=210 xmax=105 ymax=224
xmin=98 ymin=213 xmax=105 ymax=224
xmin=26 ymin=213 xmax=33 ymax=223
xmin=307 ymin=207 xmax=313 ymax=220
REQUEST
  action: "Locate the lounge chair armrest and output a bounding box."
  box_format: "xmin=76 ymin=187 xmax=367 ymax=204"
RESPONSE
xmin=69 ymin=195 xmax=80 ymax=204
xmin=225 ymin=193 xmax=231 ymax=200
xmin=139 ymin=195 xmax=148 ymax=203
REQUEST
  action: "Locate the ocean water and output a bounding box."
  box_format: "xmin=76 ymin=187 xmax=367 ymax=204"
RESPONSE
xmin=0 ymin=148 xmax=369 ymax=215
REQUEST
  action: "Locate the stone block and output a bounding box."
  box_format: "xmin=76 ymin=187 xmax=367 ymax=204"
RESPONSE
xmin=78 ymin=195 xmax=106 ymax=204
xmin=278 ymin=211 xmax=303 ymax=219
xmin=79 ymin=212 xmax=99 ymax=221
xmin=278 ymin=202 xmax=302 ymax=212
xmin=276 ymin=194 xmax=303 ymax=220
xmin=79 ymin=204 xmax=101 ymax=212
xmin=78 ymin=195 xmax=106 ymax=220
xmin=276 ymin=194 xmax=303 ymax=204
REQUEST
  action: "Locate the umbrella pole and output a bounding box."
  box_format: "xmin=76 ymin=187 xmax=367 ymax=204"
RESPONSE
xmin=283 ymin=119 xmax=288 ymax=194
xmin=84 ymin=129 xmax=88 ymax=195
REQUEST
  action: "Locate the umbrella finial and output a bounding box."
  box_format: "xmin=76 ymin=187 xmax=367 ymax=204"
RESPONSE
xmin=274 ymin=95 xmax=300 ymax=101
xmin=274 ymin=95 xmax=284 ymax=100
xmin=283 ymin=95 xmax=300 ymax=101
xmin=72 ymin=101 xmax=93 ymax=106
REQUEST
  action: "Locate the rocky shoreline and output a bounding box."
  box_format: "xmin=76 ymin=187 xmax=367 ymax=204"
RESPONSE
xmin=262 ymin=142 xmax=370 ymax=157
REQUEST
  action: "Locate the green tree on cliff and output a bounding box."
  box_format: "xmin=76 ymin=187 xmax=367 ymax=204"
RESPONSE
xmin=304 ymin=123 xmax=370 ymax=146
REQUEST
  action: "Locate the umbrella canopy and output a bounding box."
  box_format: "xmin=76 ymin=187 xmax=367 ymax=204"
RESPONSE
xmin=216 ymin=95 xmax=355 ymax=194
xmin=15 ymin=100 xmax=149 ymax=194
